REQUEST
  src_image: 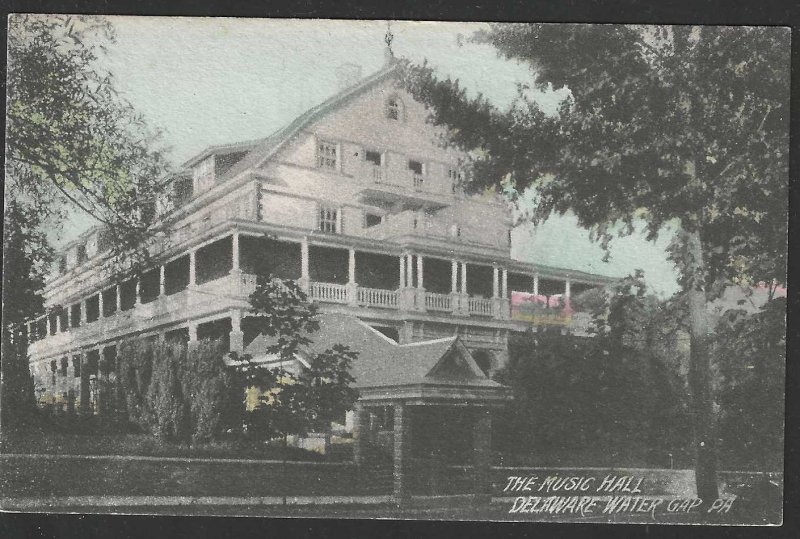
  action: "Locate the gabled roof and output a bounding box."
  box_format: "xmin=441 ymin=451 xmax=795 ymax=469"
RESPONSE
xmin=241 ymin=313 xmax=504 ymax=391
xmin=185 ymin=60 xmax=400 ymax=183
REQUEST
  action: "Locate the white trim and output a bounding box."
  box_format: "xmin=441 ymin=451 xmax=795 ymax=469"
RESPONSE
xmin=398 ymin=336 xmax=457 ymax=348
xmin=355 ymin=320 xmax=401 ymax=345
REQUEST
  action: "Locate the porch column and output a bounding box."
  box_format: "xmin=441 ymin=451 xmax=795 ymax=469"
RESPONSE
xmin=564 ymin=278 xmax=572 ymax=312
xmin=460 ymin=262 xmax=467 ymax=295
xmin=159 ymin=265 xmax=166 ymax=296
xmin=533 ymin=274 xmax=539 ymax=296
xmin=188 ymin=323 xmax=199 ymax=351
xmin=347 ymin=248 xmax=358 ymax=306
xmin=98 ymin=289 xmax=104 ymax=318
xmin=80 ymin=299 xmax=87 ymax=325
xmin=65 ymin=309 xmax=71 ymax=331
xmin=450 ymin=260 xmax=461 ymax=315
xmin=473 ymin=407 xmax=493 ymax=509
xmin=393 ymin=402 xmax=412 ymax=505
xmin=189 ymin=250 xmax=197 ymax=287
xmin=115 ymin=284 xmax=121 ymax=313
xmin=135 ymin=279 xmax=142 ymax=306
xmin=352 ymin=403 xmax=371 ymax=466
xmin=415 ymin=255 xmax=426 ymax=311
xmin=492 ymin=266 xmax=499 ymax=298
xmin=399 ymin=254 xmax=416 ymax=310
xmin=299 ymin=238 xmax=310 ymax=291
xmin=79 ymin=353 xmax=90 ymax=416
xmin=229 ymin=310 xmax=244 ymax=354
xmin=501 ymin=269 xmax=508 ymax=299
xmin=55 ymin=311 xmax=62 ymax=333
xmin=348 ymin=248 xmax=356 ymax=284
xmin=46 ymin=314 xmax=52 ymax=336
xmin=231 ymin=232 xmax=240 ymax=273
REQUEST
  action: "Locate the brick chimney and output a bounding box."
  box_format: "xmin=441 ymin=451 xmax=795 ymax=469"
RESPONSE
xmin=335 ymin=63 xmax=362 ymax=91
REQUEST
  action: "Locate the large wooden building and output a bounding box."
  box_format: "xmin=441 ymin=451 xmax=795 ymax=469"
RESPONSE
xmin=26 ymin=55 xmax=614 ymax=415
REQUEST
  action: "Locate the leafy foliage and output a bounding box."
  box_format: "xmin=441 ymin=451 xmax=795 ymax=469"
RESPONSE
xmin=495 ymin=283 xmax=691 ymax=467
xmin=714 ymin=298 xmax=785 ymax=470
xmin=6 ymin=14 xmax=170 ymax=272
xmin=116 ymin=337 xmax=238 ymax=443
xmin=234 ymin=276 xmax=359 ymax=442
xmin=400 ymin=23 xmax=789 ymax=498
xmin=400 ymin=25 xmax=789 ymax=291
xmin=1 ymin=199 xmax=54 ymax=429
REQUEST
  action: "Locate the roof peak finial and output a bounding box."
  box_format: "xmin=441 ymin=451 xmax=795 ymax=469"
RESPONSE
xmin=384 ymin=20 xmax=395 ymax=65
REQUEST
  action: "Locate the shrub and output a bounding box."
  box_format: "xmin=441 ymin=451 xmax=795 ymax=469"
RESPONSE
xmin=115 ymin=336 xmax=242 ymax=444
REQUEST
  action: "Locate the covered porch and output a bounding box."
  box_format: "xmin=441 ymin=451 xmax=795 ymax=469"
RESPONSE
xmin=349 ymin=335 xmax=511 ymax=506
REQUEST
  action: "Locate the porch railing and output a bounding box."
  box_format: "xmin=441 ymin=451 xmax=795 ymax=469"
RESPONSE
xmin=425 ymin=292 xmax=452 ymax=312
xmin=357 ymin=287 xmax=398 ymax=309
xmin=467 ymin=297 xmax=493 ymax=316
xmin=309 ymin=281 xmax=348 ymax=304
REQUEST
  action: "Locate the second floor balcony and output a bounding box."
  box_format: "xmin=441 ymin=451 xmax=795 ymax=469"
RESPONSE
xmin=29 ymin=230 xmax=601 ymax=356
xmin=362 ymin=210 xmax=510 ymax=253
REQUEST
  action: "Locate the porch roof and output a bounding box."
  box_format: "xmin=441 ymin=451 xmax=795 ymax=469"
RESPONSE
xmin=242 ymin=313 xmax=509 ymax=401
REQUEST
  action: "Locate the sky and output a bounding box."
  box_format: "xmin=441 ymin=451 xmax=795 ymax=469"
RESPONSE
xmin=51 ymin=17 xmax=680 ymax=297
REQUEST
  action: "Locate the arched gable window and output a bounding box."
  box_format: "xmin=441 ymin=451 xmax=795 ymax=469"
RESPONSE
xmin=385 ymin=95 xmax=404 ymax=121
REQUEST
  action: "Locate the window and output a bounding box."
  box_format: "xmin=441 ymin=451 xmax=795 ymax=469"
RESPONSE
xmin=448 ymin=168 xmax=462 ymax=193
xmin=60 ymin=357 xmax=68 ymax=377
xmin=70 ymin=303 xmax=81 ymax=328
xmin=409 ymin=160 xmax=424 ymax=190
xmin=97 ymin=229 xmax=113 ymax=253
xmin=364 ymin=213 xmax=382 ymax=228
xmin=316 ymin=141 xmax=338 ymax=170
xmin=72 ymin=356 xmax=81 ymax=378
xmin=365 ymin=150 xmax=381 ymax=166
xmin=386 ymin=96 xmax=403 ymax=120
xmin=318 ymin=206 xmax=339 ymax=233
xmin=76 ymin=244 xmax=87 ymax=264
xmin=172 ymin=176 xmax=194 ymax=207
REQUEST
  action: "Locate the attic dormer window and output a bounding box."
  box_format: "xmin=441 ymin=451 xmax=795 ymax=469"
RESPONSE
xmin=316 ymin=141 xmax=338 ymax=170
xmin=386 ymin=96 xmax=403 ymax=121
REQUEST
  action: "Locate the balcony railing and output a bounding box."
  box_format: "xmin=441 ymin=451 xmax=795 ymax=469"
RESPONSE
xmin=425 ymin=292 xmax=452 ymax=312
xmin=356 ymin=287 xmax=398 ymax=309
xmin=309 ymin=282 xmax=348 ymax=304
xmin=467 ymin=297 xmax=493 ymax=317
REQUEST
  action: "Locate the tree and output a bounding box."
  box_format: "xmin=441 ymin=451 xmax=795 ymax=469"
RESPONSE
xmin=298 ymin=345 xmax=359 ymax=454
xmin=234 ymin=276 xmax=359 ymax=450
xmin=1 ymin=199 xmax=53 ymax=430
xmin=400 ymin=24 xmax=789 ymax=500
xmin=6 ymin=15 xmax=170 ymax=267
xmin=3 ymin=15 xmax=170 ymax=429
xmin=116 ymin=337 xmax=238 ymax=443
xmin=714 ymin=297 xmax=785 ymax=471
xmin=496 ymin=275 xmax=690 ymax=467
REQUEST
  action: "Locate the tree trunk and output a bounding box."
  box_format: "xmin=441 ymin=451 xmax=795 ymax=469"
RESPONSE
xmin=685 ymin=230 xmax=720 ymax=502
xmin=282 ymin=432 xmax=288 ymax=506
xmin=324 ymin=429 xmax=333 ymax=457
